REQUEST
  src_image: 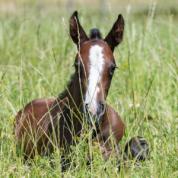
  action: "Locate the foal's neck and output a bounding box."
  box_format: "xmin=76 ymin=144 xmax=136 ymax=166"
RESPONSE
xmin=58 ymin=72 xmax=82 ymax=109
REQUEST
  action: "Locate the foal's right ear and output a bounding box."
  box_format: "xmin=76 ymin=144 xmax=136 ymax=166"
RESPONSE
xmin=105 ymin=14 xmax=124 ymax=51
xmin=70 ymin=11 xmax=89 ymax=47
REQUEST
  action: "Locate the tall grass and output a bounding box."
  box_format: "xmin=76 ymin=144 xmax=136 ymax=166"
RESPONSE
xmin=0 ymin=3 xmax=177 ymax=178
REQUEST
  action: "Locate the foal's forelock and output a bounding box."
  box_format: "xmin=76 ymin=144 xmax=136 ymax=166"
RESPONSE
xmin=84 ymin=44 xmax=105 ymax=115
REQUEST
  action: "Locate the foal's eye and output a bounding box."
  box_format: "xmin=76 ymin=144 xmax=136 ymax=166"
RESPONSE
xmin=109 ymin=64 xmax=117 ymax=77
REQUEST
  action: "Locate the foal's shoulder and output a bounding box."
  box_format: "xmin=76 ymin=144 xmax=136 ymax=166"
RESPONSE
xmin=106 ymin=104 xmax=120 ymax=117
xmin=105 ymin=104 xmax=125 ymax=129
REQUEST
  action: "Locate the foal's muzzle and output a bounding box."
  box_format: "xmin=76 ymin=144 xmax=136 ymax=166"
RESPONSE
xmin=84 ymin=102 xmax=105 ymax=126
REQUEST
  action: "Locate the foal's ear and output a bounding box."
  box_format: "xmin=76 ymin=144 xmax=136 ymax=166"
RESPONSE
xmin=104 ymin=14 xmax=124 ymax=51
xmin=70 ymin=11 xmax=89 ymax=47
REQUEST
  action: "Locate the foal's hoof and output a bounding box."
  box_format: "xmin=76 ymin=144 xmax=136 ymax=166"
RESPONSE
xmin=124 ymin=136 xmax=149 ymax=161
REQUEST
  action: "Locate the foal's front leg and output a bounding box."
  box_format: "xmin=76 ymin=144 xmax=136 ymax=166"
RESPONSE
xmin=99 ymin=105 xmax=125 ymax=160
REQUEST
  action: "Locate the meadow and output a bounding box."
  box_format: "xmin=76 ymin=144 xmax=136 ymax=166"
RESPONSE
xmin=0 ymin=1 xmax=177 ymax=177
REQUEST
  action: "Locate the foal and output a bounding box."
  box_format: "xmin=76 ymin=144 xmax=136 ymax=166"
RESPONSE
xmin=15 ymin=11 xmax=125 ymax=160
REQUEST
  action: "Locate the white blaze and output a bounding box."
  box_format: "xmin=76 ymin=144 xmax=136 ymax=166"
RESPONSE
xmin=84 ymin=45 xmax=105 ymax=114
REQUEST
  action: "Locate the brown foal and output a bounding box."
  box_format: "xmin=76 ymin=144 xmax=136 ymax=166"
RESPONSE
xmin=14 ymin=11 xmax=125 ymax=161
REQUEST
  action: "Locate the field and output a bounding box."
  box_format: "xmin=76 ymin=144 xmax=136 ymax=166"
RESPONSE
xmin=0 ymin=1 xmax=178 ymax=177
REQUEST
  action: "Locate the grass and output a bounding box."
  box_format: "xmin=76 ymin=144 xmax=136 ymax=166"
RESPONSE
xmin=0 ymin=2 xmax=178 ymax=178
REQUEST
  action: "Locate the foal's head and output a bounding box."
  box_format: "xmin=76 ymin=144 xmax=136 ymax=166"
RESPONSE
xmin=69 ymin=11 xmax=124 ymax=124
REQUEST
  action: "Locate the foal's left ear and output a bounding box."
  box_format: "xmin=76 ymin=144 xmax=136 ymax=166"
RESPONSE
xmin=70 ymin=11 xmax=89 ymax=48
xmin=105 ymin=14 xmax=124 ymax=51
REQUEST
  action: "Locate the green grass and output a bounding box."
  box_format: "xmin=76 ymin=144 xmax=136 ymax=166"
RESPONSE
xmin=0 ymin=3 xmax=178 ymax=178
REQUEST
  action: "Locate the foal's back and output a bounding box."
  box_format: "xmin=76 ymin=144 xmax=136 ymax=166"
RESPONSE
xmin=15 ymin=98 xmax=56 ymax=158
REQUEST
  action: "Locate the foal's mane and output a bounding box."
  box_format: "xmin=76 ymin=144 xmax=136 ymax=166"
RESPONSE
xmin=58 ymin=72 xmax=78 ymax=100
xmin=90 ymin=28 xmax=102 ymax=39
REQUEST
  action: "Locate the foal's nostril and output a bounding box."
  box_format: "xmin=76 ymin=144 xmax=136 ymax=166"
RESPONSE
xmin=100 ymin=103 xmax=105 ymax=112
xmin=85 ymin=103 xmax=89 ymax=111
xmin=97 ymin=102 xmax=105 ymax=116
xmin=84 ymin=102 xmax=105 ymax=117
xmin=101 ymin=103 xmax=105 ymax=112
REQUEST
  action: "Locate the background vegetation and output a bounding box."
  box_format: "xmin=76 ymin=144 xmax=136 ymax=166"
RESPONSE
xmin=0 ymin=0 xmax=177 ymax=177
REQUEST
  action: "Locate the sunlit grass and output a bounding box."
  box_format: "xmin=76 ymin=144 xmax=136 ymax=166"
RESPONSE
xmin=0 ymin=3 xmax=177 ymax=178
